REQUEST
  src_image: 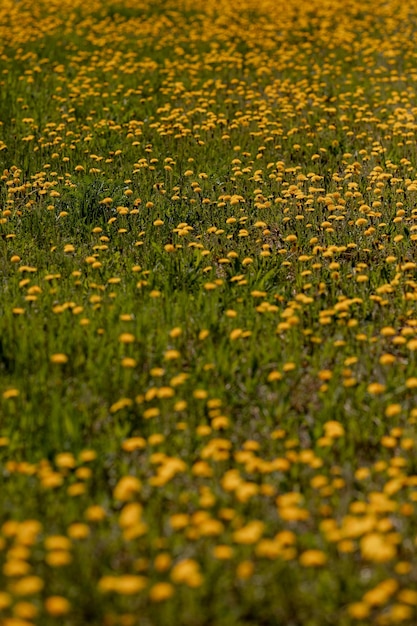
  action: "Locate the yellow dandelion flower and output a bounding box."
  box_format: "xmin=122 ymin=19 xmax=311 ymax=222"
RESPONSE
xmin=199 ymin=519 xmax=224 ymax=536
xmin=318 ymin=370 xmax=332 ymax=381
xmin=324 ymin=420 xmax=345 ymax=438
xmin=267 ymin=371 xmax=282 ymax=382
xmin=79 ymin=450 xmax=97 ymax=463
xmin=67 ymin=523 xmax=90 ymax=539
xmin=121 ymin=437 xmax=146 ymax=452
xmin=193 ymin=389 xmax=208 ymax=399
xmin=99 ymin=575 xmax=147 ymax=595
xmin=44 ymin=596 xmax=71 ymax=616
xmin=255 ymin=539 xmax=282 ymax=559
xmin=396 ymin=562 xmax=412 ymax=575
xmin=121 ymin=357 xmax=137 ymax=368
xmin=110 ymin=398 xmax=133 ymax=413
xmin=299 ymin=550 xmax=327 ymax=567
xmin=119 ymin=503 xmax=143 ymax=528
xmin=50 ymin=353 xmax=68 ymax=364
xmin=164 ymin=349 xmax=180 ymax=360
xmin=171 ymin=559 xmax=203 ymax=587
xmin=397 ymin=589 xmax=417 ymax=605
xmin=113 ymin=476 xmax=141 ymax=501
xmin=55 ymin=452 xmax=76 ymax=469
xmin=279 ymin=506 xmax=310 ymax=522
xmin=3 ymin=560 xmax=31 ymax=577
xmin=149 ymin=582 xmax=174 ymax=602
xmin=84 ymin=505 xmax=106 ymax=522
xmin=45 ymin=535 xmax=71 ymax=551
xmin=119 ymin=333 xmax=135 ymax=344
xmin=385 ymin=404 xmax=401 ymax=417
xmin=379 ymin=353 xmax=396 ymax=365
xmin=347 ymin=602 xmax=371 ymax=619
xmin=360 ymin=533 xmax=396 ymax=562
xmin=338 ymin=540 xmax=355 ymax=553
xmin=233 ymin=520 xmax=264 ymax=544
xmin=12 ymin=576 xmax=44 ymax=596
xmin=13 ymin=600 xmax=38 ymax=619
xmin=388 ymin=604 xmax=413 ymax=621
xmin=213 ymin=545 xmax=234 ymax=560
xmin=367 ymin=383 xmax=386 ymax=395
xmin=0 ymin=592 xmax=11 ymax=609
xmin=154 ymin=553 xmax=172 ymax=572
xmin=148 ymin=434 xmax=164 ymax=445
xmin=143 ymin=407 xmax=160 ymax=419
xmin=169 ymin=513 xmax=189 ymax=530
xmin=236 ymin=560 xmax=254 ymax=580
xmin=3 ymin=388 xmax=20 ymax=399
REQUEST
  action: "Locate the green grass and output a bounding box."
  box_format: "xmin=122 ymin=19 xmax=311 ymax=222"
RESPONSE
xmin=2 ymin=0 xmax=417 ymax=624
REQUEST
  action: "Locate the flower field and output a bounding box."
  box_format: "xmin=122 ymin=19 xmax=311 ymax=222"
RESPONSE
xmin=3 ymin=0 xmax=417 ymax=623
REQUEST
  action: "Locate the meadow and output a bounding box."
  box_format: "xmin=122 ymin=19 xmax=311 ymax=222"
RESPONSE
xmin=2 ymin=0 xmax=417 ymax=623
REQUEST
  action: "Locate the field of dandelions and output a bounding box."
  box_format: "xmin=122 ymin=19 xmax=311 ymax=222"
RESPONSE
xmin=3 ymin=0 xmax=417 ymax=624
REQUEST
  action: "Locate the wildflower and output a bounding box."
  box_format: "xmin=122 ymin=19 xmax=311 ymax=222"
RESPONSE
xmin=0 ymin=593 xmax=11 ymax=609
xmin=113 ymin=476 xmax=141 ymax=501
xmin=149 ymin=582 xmax=174 ymax=602
xmin=2 ymin=388 xmax=20 ymax=399
xmin=236 ymin=561 xmax=254 ymax=580
xmin=12 ymin=576 xmax=44 ymax=596
xmin=388 ymin=605 xmax=413 ymax=621
xmin=324 ymin=421 xmax=345 ymax=438
xmin=255 ymin=539 xmax=282 ymax=559
xmin=397 ymin=589 xmax=417 ymax=605
xmin=84 ymin=505 xmax=106 ymax=522
xmin=119 ymin=503 xmax=143 ymax=528
xmin=50 ymin=353 xmax=68 ymax=364
xmin=79 ymin=449 xmax=97 ymax=462
xmin=233 ymin=521 xmax=264 ymax=544
xmin=67 ymin=523 xmax=90 ymax=540
xmin=299 ymin=550 xmax=327 ymax=567
xmin=164 ymin=349 xmax=180 ymax=360
xmin=121 ymin=437 xmax=146 ymax=452
xmin=99 ymin=575 xmax=147 ymax=594
xmin=347 ymin=602 xmax=371 ymax=619
xmin=213 ymin=545 xmax=234 ymax=560
xmin=45 ymin=596 xmax=71 ymax=615
xmin=119 ymin=333 xmax=135 ymax=344
xmin=267 ymin=371 xmax=282 ymax=381
xmin=121 ymin=357 xmax=137 ymax=368
xmin=385 ymin=404 xmax=401 ymax=417
xmin=171 ymin=559 xmax=203 ymax=587
xmin=154 ymin=553 xmax=172 ymax=572
xmin=360 ymin=533 xmax=396 ymax=562
xmin=55 ymin=452 xmax=76 ymax=468
xmin=367 ymin=383 xmax=386 ymax=394
xmin=379 ymin=353 xmax=396 ymax=365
